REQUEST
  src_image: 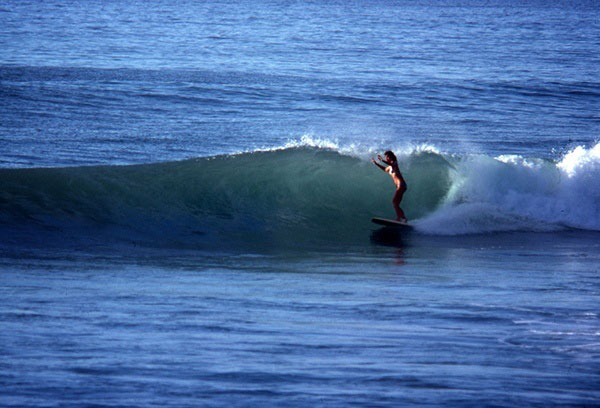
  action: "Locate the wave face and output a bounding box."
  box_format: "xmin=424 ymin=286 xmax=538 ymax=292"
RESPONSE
xmin=1 ymin=143 xmax=599 ymax=249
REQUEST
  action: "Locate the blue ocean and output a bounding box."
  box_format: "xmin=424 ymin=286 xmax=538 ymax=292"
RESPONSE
xmin=1 ymin=1 xmax=599 ymax=406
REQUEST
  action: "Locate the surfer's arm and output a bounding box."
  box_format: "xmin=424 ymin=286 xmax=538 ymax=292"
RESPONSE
xmin=371 ymin=159 xmax=388 ymax=172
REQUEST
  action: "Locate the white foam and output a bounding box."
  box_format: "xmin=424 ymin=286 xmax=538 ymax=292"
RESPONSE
xmin=281 ymin=134 xmax=341 ymax=151
xmin=390 ymin=143 xmax=443 ymax=159
xmin=557 ymin=143 xmax=600 ymax=177
xmin=230 ymin=134 xmax=345 ymax=156
xmin=417 ymin=143 xmax=600 ymax=234
xmin=235 ymin=134 xmax=445 ymax=161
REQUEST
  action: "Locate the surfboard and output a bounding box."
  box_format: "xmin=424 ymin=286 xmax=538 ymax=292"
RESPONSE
xmin=371 ymin=217 xmax=413 ymax=230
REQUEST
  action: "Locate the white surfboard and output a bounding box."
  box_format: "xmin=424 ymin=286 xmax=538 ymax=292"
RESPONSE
xmin=371 ymin=217 xmax=413 ymax=230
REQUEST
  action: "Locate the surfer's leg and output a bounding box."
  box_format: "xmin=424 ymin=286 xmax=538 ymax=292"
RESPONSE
xmin=392 ymin=188 xmax=407 ymax=222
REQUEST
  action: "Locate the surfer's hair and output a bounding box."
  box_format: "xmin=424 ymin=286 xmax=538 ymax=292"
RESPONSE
xmin=384 ymin=150 xmax=396 ymax=162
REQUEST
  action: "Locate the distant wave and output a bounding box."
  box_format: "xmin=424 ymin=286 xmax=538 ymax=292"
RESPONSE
xmin=1 ymin=141 xmax=598 ymax=249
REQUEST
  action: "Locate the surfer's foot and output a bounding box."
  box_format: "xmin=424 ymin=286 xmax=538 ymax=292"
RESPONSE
xmin=396 ymin=217 xmax=408 ymax=224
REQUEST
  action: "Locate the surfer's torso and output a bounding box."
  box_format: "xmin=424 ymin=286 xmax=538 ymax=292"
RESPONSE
xmin=386 ymin=165 xmax=407 ymax=190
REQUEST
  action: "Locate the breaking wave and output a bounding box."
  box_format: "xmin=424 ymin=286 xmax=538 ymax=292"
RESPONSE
xmin=1 ymin=141 xmax=598 ymax=249
xmin=417 ymin=143 xmax=600 ymax=234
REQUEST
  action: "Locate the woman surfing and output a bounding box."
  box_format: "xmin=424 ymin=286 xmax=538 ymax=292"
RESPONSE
xmin=371 ymin=150 xmax=408 ymax=223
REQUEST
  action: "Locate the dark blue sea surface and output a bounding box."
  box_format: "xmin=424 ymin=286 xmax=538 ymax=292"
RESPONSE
xmin=1 ymin=0 xmax=599 ymax=406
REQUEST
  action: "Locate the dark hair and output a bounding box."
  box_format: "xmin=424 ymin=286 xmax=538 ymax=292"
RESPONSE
xmin=384 ymin=150 xmax=396 ymax=162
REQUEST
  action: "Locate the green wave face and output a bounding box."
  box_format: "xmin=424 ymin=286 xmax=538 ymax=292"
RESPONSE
xmin=0 ymin=147 xmax=453 ymax=249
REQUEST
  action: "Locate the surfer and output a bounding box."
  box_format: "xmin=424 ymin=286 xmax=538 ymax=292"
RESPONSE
xmin=371 ymin=151 xmax=408 ymax=223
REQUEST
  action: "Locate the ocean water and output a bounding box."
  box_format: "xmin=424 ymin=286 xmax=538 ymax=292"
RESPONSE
xmin=1 ymin=0 xmax=599 ymax=406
